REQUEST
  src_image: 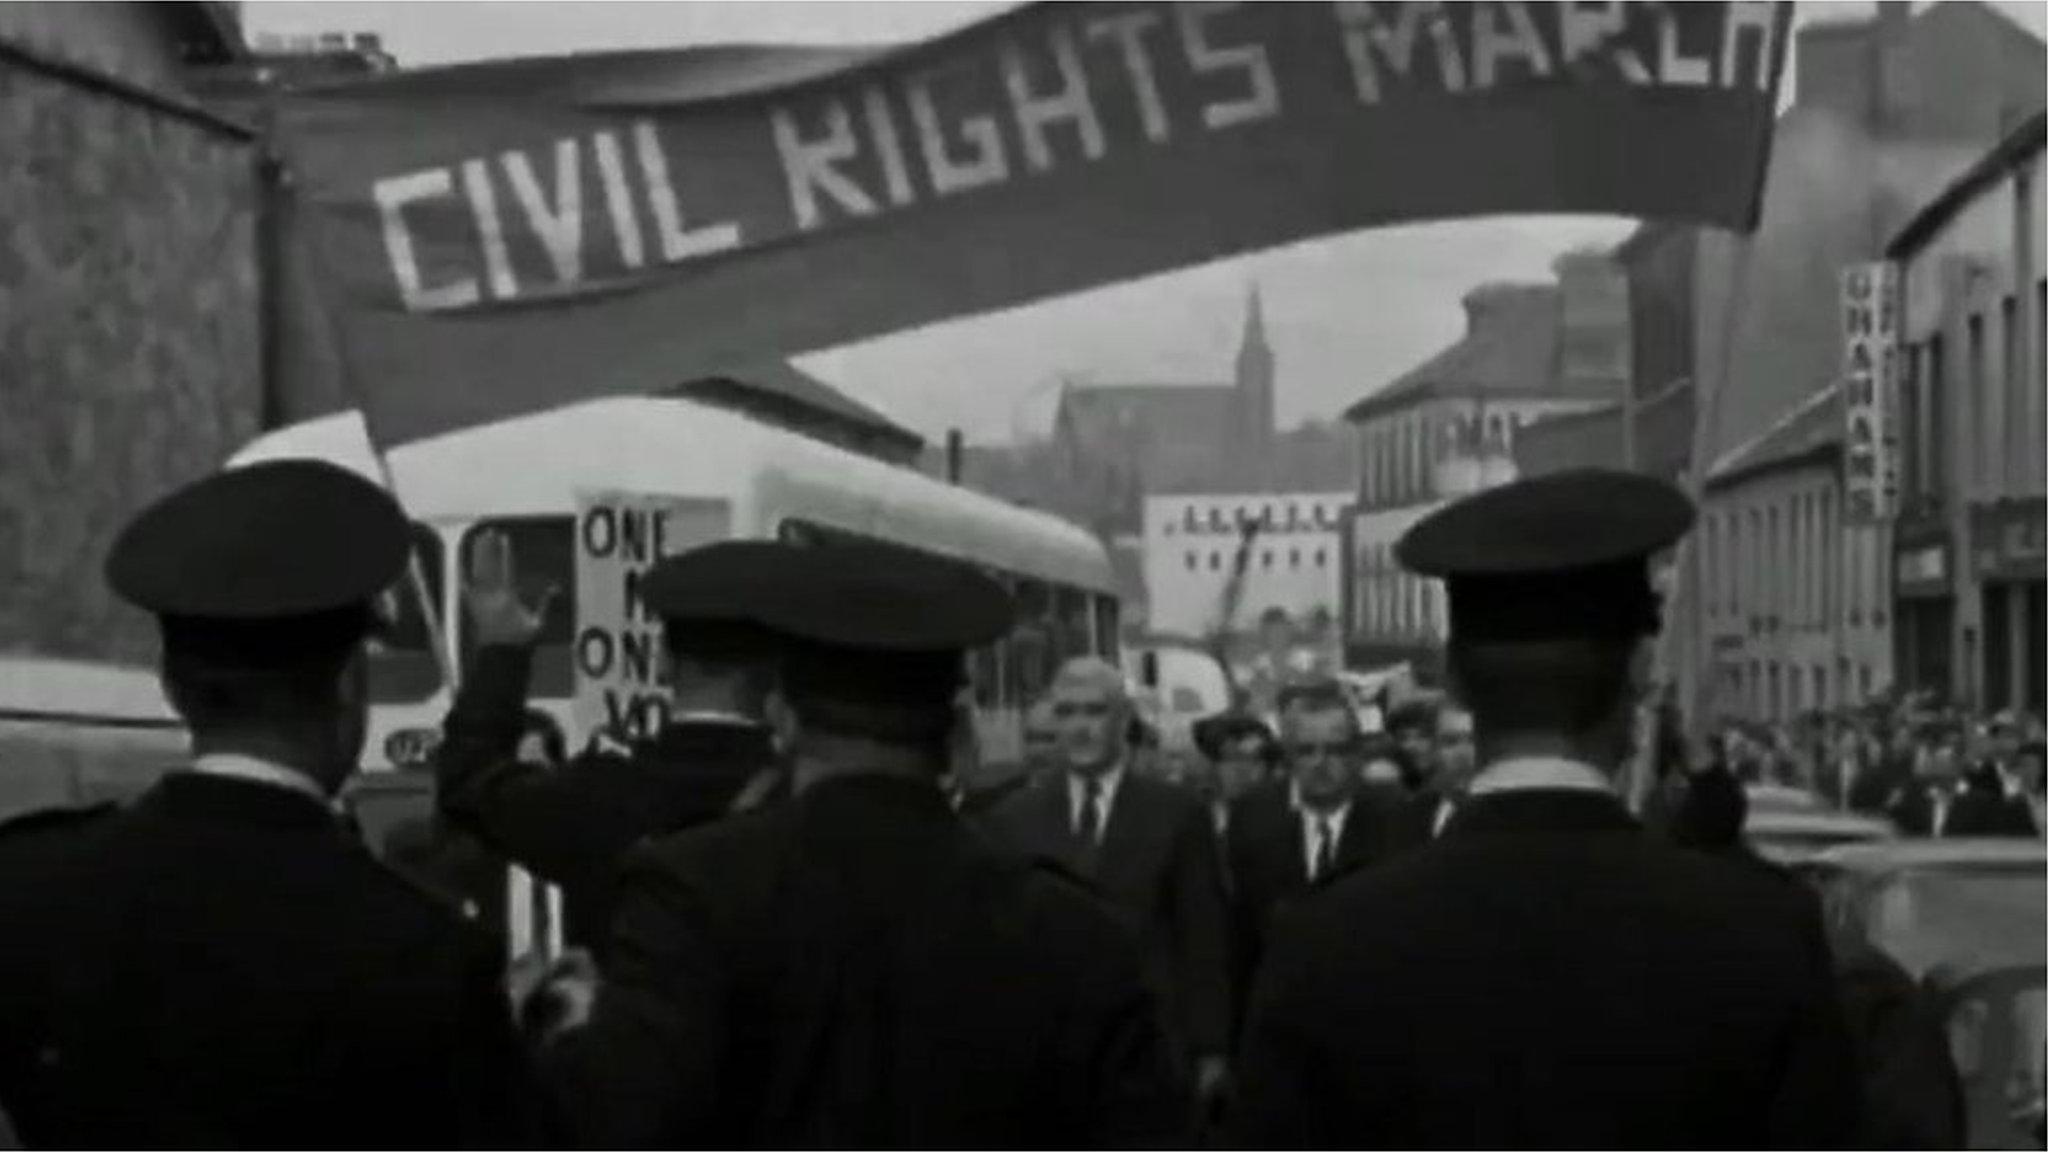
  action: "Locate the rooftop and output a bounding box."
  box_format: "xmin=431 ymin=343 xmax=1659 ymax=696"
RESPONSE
xmin=1344 ymin=284 xmax=1604 ymax=424
xmin=1887 ymin=109 xmax=2048 ymax=258
xmin=657 ymin=362 xmax=924 ymax=459
xmin=1705 ymin=384 xmax=1843 ymax=490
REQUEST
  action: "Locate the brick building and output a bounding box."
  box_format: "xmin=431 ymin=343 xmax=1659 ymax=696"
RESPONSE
xmin=0 ymin=3 xmax=257 ymax=663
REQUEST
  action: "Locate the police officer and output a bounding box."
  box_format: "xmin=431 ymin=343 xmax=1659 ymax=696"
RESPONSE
xmin=1231 ymin=469 xmax=1859 ymax=1148
xmin=0 ymin=460 xmax=539 ymax=1147
xmin=436 ymin=534 xmax=793 ymax=949
xmin=539 ymin=542 xmax=1186 ymax=1147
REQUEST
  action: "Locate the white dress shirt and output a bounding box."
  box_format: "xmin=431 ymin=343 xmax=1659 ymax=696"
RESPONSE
xmin=1067 ymin=764 xmax=1126 ymax=843
xmin=190 ymin=752 xmax=332 ymax=807
xmin=1289 ymin=782 xmax=1351 ymax=881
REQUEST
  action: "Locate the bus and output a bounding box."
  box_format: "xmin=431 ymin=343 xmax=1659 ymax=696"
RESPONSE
xmin=0 ymin=655 xmax=186 ymax=821
xmin=227 ymin=396 xmax=1120 ymax=776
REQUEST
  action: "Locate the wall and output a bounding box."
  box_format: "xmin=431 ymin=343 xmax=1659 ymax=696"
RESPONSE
xmin=0 ymin=3 xmax=194 ymax=87
xmin=0 ymin=16 xmax=261 ymax=663
xmin=1700 ymin=460 xmax=1892 ymax=721
xmin=1142 ymin=492 xmax=1350 ymax=640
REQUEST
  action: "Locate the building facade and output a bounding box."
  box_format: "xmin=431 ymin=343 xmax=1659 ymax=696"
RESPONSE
xmin=1141 ymin=491 xmax=1351 ymax=643
xmin=1889 ymin=112 xmax=2046 ymax=714
xmin=1699 ymin=385 xmax=1894 ymax=723
xmin=1340 ymin=273 xmax=1624 ymax=674
xmin=0 ymin=3 xmax=258 ymax=664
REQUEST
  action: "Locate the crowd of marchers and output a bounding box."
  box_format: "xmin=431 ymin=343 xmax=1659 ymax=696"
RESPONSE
xmin=0 ymin=462 xmax=2023 ymax=1149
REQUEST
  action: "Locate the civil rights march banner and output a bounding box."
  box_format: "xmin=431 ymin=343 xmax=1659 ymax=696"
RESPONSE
xmin=273 ymin=1 xmax=1794 ymax=445
xmin=571 ymin=492 xmax=729 ymax=744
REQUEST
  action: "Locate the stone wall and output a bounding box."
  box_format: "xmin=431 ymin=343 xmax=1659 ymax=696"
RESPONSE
xmin=0 ymin=57 xmax=260 ymax=662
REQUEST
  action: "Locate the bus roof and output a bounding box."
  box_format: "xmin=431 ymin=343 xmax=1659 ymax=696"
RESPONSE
xmin=230 ymin=399 xmax=1115 ymax=592
xmin=0 ymin=655 xmax=178 ymax=726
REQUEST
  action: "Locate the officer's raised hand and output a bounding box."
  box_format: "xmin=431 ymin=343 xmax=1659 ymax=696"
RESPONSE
xmin=464 ymin=528 xmax=557 ymax=647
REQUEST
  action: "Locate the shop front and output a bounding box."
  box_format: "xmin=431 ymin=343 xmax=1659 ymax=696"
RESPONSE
xmin=1970 ymin=498 xmax=2047 ymax=716
xmin=1893 ymin=525 xmax=1956 ymax=702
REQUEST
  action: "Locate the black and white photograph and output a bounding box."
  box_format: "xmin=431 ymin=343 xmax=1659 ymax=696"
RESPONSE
xmin=0 ymin=0 xmax=2044 ymax=1146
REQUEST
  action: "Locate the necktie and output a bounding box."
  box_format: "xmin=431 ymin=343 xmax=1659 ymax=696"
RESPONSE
xmin=1077 ymin=777 xmax=1101 ymax=844
xmin=1431 ymin=797 xmax=1456 ymax=838
xmin=1313 ymin=817 xmax=1336 ymax=880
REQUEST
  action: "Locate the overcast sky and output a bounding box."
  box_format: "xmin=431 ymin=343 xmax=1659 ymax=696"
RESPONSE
xmin=245 ymin=1 xmax=2048 ymax=445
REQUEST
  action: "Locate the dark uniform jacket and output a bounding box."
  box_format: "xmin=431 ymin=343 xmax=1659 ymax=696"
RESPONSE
xmin=1224 ymin=782 xmax=1398 ymax=1013
xmin=543 ymin=774 xmax=1187 ymax=1148
xmin=438 ymin=645 xmax=778 ymax=948
xmin=981 ymin=771 xmax=1233 ymax=1068
xmin=1231 ymin=788 xmax=1860 ymax=1149
xmin=1885 ymin=779 xmax=2039 ymax=838
xmin=0 ymin=772 xmax=541 ymax=1149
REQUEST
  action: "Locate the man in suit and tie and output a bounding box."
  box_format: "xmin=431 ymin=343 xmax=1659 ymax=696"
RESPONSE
xmin=1224 ymin=678 xmax=1399 ymax=1013
xmin=1394 ymin=703 xmax=1481 ymax=850
xmin=1232 ymin=469 xmax=1858 ymax=1147
xmin=1190 ymin=710 xmax=1281 ymax=850
xmin=983 ymin=657 xmax=1233 ymax=1108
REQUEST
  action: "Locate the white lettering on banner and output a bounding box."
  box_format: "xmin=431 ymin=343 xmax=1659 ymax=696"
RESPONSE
xmin=1085 ymin=10 xmax=1173 ymax=144
xmin=592 ymin=130 xmax=646 ymax=269
xmin=1335 ymin=2 xmax=1468 ymax=104
xmin=907 ymin=62 xmax=1011 ymax=197
xmin=1721 ymin=2 xmax=1781 ymax=91
xmin=372 ymin=3 xmax=1784 ymax=310
xmin=1177 ymin=3 xmax=1282 ymax=130
xmin=460 ymin=157 xmax=520 ymax=300
xmin=634 ymin=122 xmax=744 ymax=262
xmin=572 ymin=493 xmax=730 ymax=745
xmin=773 ymin=99 xmax=881 ymax=230
xmin=1001 ymin=25 xmax=1109 ymax=173
xmin=1471 ymin=1 xmax=1553 ymax=90
xmin=375 ymin=169 xmax=479 ymax=311
xmin=859 ymin=86 xmax=920 ymax=208
xmin=502 ymin=138 xmax=585 ymax=285
xmin=1841 ymin=262 xmax=1901 ymax=524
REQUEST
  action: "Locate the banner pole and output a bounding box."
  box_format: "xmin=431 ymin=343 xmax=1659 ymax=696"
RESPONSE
xmin=273 ymin=154 xmax=462 ymax=694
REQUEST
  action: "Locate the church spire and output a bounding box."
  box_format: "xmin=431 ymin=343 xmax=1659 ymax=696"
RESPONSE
xmin=1241 ymin=284 xmax=1269 ymax=359
xmin=1235 ymin=283 xmax=1275 ymax=446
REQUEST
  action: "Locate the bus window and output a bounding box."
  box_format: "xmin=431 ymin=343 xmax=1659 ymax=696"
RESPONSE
xmin=1054 ymin=587 xmax=1091 ymax=662
xmin=364 ymin=524 xmax=448 ymax=705
xmin=458 ymin=518 xmax=577 ymax=698
xmin=1093 ymin=595 xmax=1121 ymax=662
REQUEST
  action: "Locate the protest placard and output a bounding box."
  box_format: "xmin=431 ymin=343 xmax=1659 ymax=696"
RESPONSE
xmin=571 ymin=492 xmax=730 ymax=744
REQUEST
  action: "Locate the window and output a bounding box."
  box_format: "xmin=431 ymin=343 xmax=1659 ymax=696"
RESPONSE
xmin=1726 ymin=512 xmax=1741 ymax=620
xmin=1314 ymin=548 xmax=1327 ymax=568
xmin=1746 ymin=508 xmax=1762 ymax=620
xmin=1208 ymin=507 xmax=1225 ymax=532
xmin=1261 ymin=550 xmax=1273 ymax=569
xmin=1208 ymin=551 xmax=1221 ymax=571
xmin=1183 ymin=505 xmax=1198 ymax=531
xmin=367 ymin=523 xmax=449 ymax=705
xmin=1819 ymin=489 xmax=1834 ymax=624
xmin=1925 ymin=333 xmax=1947 ymax=505
xmin=1766 ymin=504 xmax=1781 ymax=621
xmin=1185 ymin=551 xmax=1197 ymax=571
xmin=2002 ymin=294 xmax=2018 ymax=490
xmin=1967 ymin=312 xmax=1985 ymax=496
xmin=1289 ymin=547 xmax=1301 ymax=569
xmin=1901 ymin=344 xmax=1921 ymax=498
